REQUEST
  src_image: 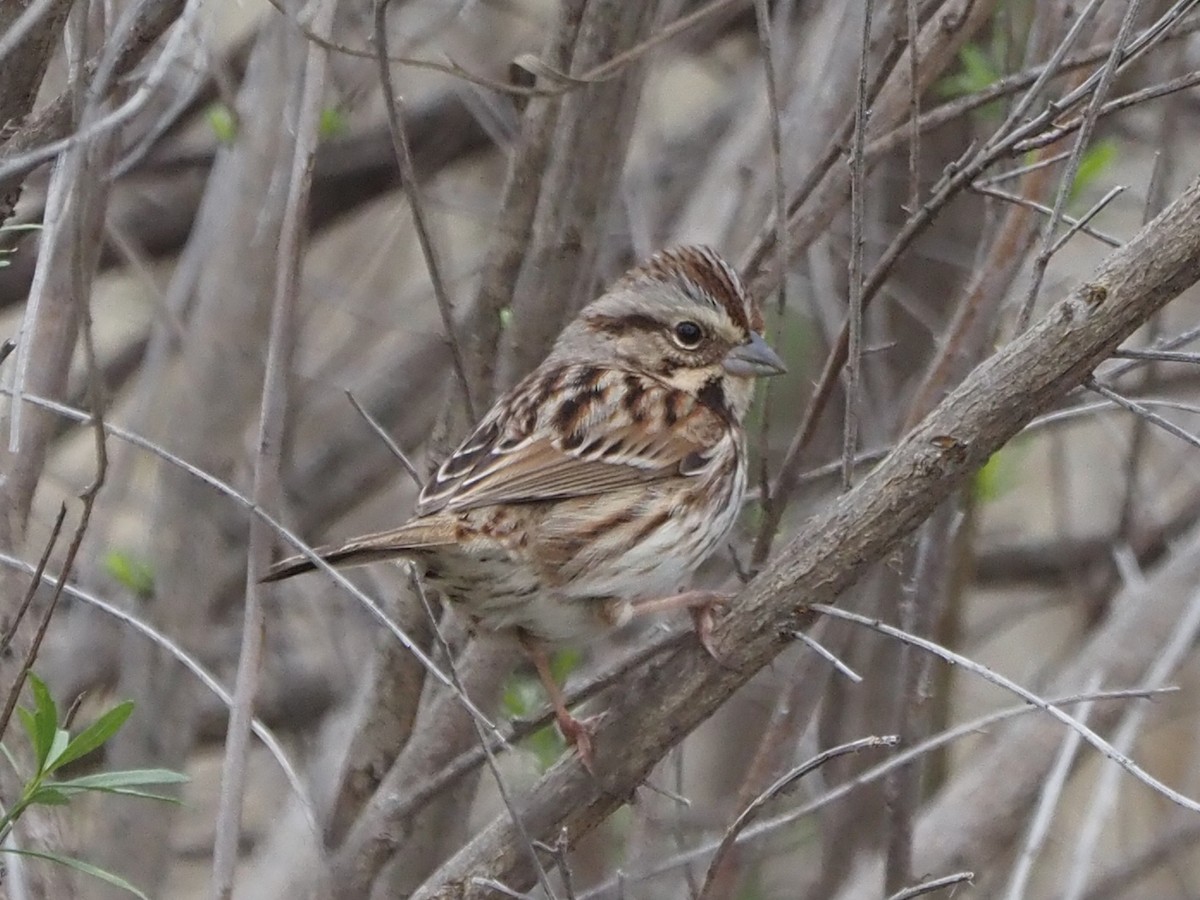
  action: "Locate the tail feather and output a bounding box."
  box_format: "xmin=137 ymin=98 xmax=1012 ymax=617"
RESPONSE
xmin=261 ymin=519 xmax=456 ymax=583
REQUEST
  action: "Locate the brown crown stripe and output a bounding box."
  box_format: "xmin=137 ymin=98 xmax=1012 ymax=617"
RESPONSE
xmin=622 ymin=245 xmax=757 ymax=335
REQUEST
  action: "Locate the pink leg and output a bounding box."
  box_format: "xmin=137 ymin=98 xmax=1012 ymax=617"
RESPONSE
xmin=520 ymin=634 xmax=598 ymax=774
xmin=632 ymin=590 xmax=730 ymax=660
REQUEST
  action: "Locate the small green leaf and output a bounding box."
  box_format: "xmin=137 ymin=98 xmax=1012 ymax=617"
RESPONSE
xmin=318 ymin=107 xmax=348 ymax=139
xmin=973 ymin=445 xmax=1023 ymax=503
xmin=103 ymin=552 xmax=155 ymax=599
xmin=525 ymin=724 xmax=566 ymax=773
xmin=43 ymin=728 xmax=70 ymax=772
xmin=936 ymin=43 xmax=1005 ymax=119
xmin=26 ymin=675 xmax=58 ymax=770
xmin=50 ymin=701 xmax=134 ymax=772
xmin=498 ymin=307 xmax=514 ymax=330
xmin=27 ymin=786 xmax=70 ymax=806
xmin=502 ymin=678 xmax=538 ymax=719
xmin=2 ymin=848 xmax=150 ymax=900
xmin=55 ymin=768 xmax=188 ymax=791
xmin=550 ymin=648 xmax=580 ymax=683
xmin=57 ymin=785 xmax=183 ymax=804
xmin=1071 ymin=139 xmax=1118 ymax=201
xmin=938 ymin=44 xmax=1000 ymax=97
xmin=205 ymin=103 xmax=238 ymax=144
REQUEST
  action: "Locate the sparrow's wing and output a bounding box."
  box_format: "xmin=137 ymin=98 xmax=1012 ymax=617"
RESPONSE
xmin=417 ymin=365 xmax=731 ymax=515
xmin=263 ymin=366 xmax=734 ymax=582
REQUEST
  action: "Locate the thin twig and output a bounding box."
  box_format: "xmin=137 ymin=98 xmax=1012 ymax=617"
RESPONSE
xmin=1013 ymin=68 xmax=1200 ymax=154
xmin=1049 ymin=185 xmax=1126 ymax=255
xmin=887 ymin=871 xmax=974 ymax=900
xmin=1004 ymin=676 xmax=1100 ymax=900
xmin=752 ymin=0 xmax=786 ymax=530
xmin=1086 ymin=378 xmax=1200 ymax=453
xmin=346 ymin=389 xmax=422 ymax=487
xmin=1111 ymin=347 xmax=1200 ymax=364
xmin=1113 ymin=147 xmax=1172 ymax=541
xmin=0 ymin=504 xmax=66 ymax=741
xmin=843 ymin=0 xmax=873 ymax=490
xmin=210 ymin=0 xmax=335 ymax=894
xmin=1062 ymin=584 xmax=1200 ymax=900
xmin=971 ymin=183 xmax=1121 ymax=248
xmin=257 ymin=0 xmax=742 ymax=98
xmin=789 ymin=629 xmax=863 ymax=682
xmin=973 ymin=148 xmax=1073 ymax=187
xmin=0 ymin=504 xmax=65 ymax=664
xmin=697 ymin=735 xmax=898 ymax=900
xmin=1015 ymin=0 xmax=1148 ymax=333
xmin=904 ymin=0 xmax=920 ymax=212
xmin=993 ymin=0 xmax=1105 ymax=143
xmin=810 ymin=603 xmax=1200 ymax=817
xmin=0 ymin=0 xmax=67 ymax=69
xmin=373 ymin=0 xmax=475 ymax=420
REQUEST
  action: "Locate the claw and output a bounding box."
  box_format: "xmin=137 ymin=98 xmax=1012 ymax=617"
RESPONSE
xmin=556 ymin=712 xmax=603 ymax=775
xmin=691 ymin=604 xmax=722 ymax=661
xmin=632 ymin=590 xmax=734 ymax=665
xmin=689 ymin=597 xmax=736 ymax=668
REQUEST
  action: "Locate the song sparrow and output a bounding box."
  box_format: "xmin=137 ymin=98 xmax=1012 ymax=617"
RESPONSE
xmin=265 ymin=245 xmax=785 ymax=768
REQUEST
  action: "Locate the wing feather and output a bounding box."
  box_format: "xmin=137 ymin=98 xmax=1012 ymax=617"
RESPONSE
xmin=416 ymin=366 xmax=727 ymax=515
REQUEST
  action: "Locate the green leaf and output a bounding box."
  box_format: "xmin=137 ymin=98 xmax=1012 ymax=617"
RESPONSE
xmin=25 ymin=675 xmax=58 ymax=770
xmin=43 ymin=728 xmax=70 ymax=772
xmin=936 ymin=43 xmax=1006 ymax=119
xmin=318 ymin=107 xmax=348 ymax=139
xmin=938 ymin=43 xmax=1000 ymax=98
xmin=550 ymin=648 xmax=581 ymax=683
xmin=1071 ymin=138 xmax=1118 ymax=201
xmin=973 ymin=444 xmax=1024 ymax=503
xmin=3 ymin=848 xmax=150 ymax=900
xmin=55 ymin=768 xmax=188 ymax=791
xmin=205 ymin=103 xmax=238 ymax=144
xmin=525 ymin=724 xmax=566 ymax=773
xmin=50 ymin=700 xmax=134 ymax=772
xmin=27 ymin=786 xmax=70 ymax=806
xmin=55 ymin=785 xmax=183 ymax=804
xmin=501 ymin=678 xmax=538 ymax=719
xmin=103 ymin=551 xmax=155 ymax=599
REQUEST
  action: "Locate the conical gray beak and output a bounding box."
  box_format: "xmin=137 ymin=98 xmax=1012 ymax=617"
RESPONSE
xmin=723 ymin=332 xmax=787 ymax=377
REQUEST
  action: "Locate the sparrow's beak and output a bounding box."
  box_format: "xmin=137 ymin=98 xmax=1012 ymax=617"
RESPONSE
xmin=723 ymin=332 xmax=787 ymax=377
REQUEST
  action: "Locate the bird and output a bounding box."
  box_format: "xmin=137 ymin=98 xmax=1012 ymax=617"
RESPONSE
xmin=264 ymin=245 xmax=786 ymax=770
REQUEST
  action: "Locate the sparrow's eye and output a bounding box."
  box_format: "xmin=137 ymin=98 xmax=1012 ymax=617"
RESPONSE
xmin=672 ymin=320 xmax=704 ymax=349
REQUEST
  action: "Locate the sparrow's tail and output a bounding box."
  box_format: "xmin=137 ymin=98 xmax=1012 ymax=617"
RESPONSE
xmin=261 ymin=519 xmax=455 ymax=583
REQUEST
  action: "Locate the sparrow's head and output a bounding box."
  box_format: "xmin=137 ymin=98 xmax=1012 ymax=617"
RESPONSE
xmin=552 ymin=245 xmax=786 ymax=422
